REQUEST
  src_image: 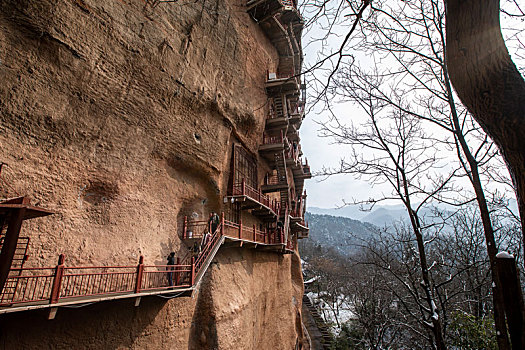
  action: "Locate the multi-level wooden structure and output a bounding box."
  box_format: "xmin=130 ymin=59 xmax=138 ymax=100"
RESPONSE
xmin=229 ymin=0 xmax=311 ymax=247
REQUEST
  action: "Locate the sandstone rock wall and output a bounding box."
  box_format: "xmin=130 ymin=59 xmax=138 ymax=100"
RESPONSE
xmin=0 ymin=0 xmax=304 ymax=348
xmin=0 ymin=0 xmax=275 ymax=265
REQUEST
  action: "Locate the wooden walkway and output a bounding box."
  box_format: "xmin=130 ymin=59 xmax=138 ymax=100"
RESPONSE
xmin=0 ymin=218 xmax=294 ymax=317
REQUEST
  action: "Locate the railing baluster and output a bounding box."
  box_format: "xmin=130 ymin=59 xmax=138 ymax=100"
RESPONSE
xmin=190 ymin=257 xmax=195 ymax=285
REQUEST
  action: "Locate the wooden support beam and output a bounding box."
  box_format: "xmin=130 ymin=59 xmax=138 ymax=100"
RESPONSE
xmin=48 ymin=307 xmax=58 ymax=320
xmin=0 ymin=206 xmax=26 ymax=296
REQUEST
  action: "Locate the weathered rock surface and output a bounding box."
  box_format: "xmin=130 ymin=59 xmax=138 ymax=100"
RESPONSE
xmin=0 ymin=0 xmax=303 ymax=348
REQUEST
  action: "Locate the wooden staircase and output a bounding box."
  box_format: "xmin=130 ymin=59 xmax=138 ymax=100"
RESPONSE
xmin=274 ymin=151 xmax=291 ymax=214
xmin=192 ymin=226 xmax=225 ymax=285
xmin=274 ymin=95 xmax=285 ymax=118
xmin=303 ymin=294 xmax=333 ymax=349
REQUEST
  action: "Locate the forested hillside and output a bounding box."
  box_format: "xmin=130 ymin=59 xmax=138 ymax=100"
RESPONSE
xmin=301 ymin=212 xmax=376 ymax=256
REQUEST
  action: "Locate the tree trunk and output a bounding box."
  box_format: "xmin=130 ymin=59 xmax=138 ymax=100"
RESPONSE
xmin=445 ymin=0 xmax=525 ymax=264
xmin=443 ymin=61 xmax=511 ymax=348
xmin=445 ymin=0 xmax=525 ymax=348
xmin=402 ymin=179 xmax=447 ymax=350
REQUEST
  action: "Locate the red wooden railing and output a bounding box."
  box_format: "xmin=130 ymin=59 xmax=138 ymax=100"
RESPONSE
xmin=286 ymin=145 xmax=301 ymax=165
xmin=233 ymin=180 xmax=269 ymax=207
xmin=181 ymin=218 xmax=209 ymax=240
xmin=1 ymin=208 xmax=295 ymax=309
xmin=193 ymin=221 xmax=223 ymax=279
xmin=221 ymin=218 xmax=283 ymax=245
xmin=288 ymin=101 xmax=304 ymax=116
xmin=231 ymin=179 xmax=280 ymax=214
xmin=301 ymin=158 xmax=311 ymax=175
xmin=0 ymin=254 xmax=194 ymax=307
xmin=262 ymin=130 xmax=285 ymax=145
xmin=0 ymin=266 xmax=55 ymax=305
xmin=291 ymin=192 xmax=307 ymax=219
xmin=267 ymin=70 xmax=296 ymax=81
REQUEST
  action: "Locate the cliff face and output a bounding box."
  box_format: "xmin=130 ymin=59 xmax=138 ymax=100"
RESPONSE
xmin=0 ymin=0 xmax=277 ymax=266
xmin=0 ymin=0 xmax=304 ymax=348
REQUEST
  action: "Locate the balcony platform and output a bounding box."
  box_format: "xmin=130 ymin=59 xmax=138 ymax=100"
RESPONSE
xmin=225 ymin=195 xmax=278 ymax=222
xmin=259 ymin=143 xmax=286 ymax=162
xmin=291 ymin=221 xmax=309 ymax=238
xmin=265 ymin=116 xmax=289 ymax=131
xmin=265 ymin=77 xmax=299 ymax=95
xmin=261 ymin=182 xmax=288 ymax=193
xmin=292 ymin=166 xmax=312 ymax=180
xmin=288 ymin=112 xmax=303 ymax=127
xmin=0 ymin=285 xmax=195 ymax=315
xmin=247 ymin=0 xmax=283 ymax=22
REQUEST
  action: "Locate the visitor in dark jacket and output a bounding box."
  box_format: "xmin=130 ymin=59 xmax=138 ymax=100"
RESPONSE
xmin=166 ymin=252 xmax=176 ymax=286
xmin=209 ymin=212 xmax=220 ymax=234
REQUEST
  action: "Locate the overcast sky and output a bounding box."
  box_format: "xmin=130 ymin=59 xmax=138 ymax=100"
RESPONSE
xmin=299 ymin=4 xmax=523 ymax=210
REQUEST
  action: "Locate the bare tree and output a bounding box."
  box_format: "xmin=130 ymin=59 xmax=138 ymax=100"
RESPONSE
xmin=305 ymin=0 xmax=522 ymax=346
xmin=319 ymin=93 xmax=454 ymax=348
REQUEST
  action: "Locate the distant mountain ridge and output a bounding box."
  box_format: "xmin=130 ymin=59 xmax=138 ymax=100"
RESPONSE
xmin=304 ymin=212 xmax=378 ymax=256
xmin=309 ymin=198 xmax=519 ymax=228
xmin=308 ymin=205 xmax=408 ymax=226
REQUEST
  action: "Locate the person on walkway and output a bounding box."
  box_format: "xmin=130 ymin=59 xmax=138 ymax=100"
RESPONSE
xmin=201 ymin=231 xmax=211 ymax=252
xmin=277 ymin=221 xmax=284 ymax=243
xmin=192 ymin=242 xmax=200 ymax=256
xmin=166 ymin=252 xmax=176 ymax=286
xmin=209 ymin=212 xmax=220 ymax=234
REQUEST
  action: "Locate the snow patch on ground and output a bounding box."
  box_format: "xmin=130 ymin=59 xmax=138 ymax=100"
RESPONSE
xmin=306 ymin=291 xmax=356 ymax=335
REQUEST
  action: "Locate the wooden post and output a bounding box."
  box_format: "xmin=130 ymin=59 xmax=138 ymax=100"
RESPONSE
xmin=221 ymin=212 xmax=225 ymax=236
xmin=496 ymin=253 xmax=525 ymax=348
xmin=239 ymin=219 xmax=243 ymax=239
xmin=183 ymin=216 xmax=187 ymax=239
xmin=253 ymin=224 xmax=256 ymax=242
xmin=242 ymin=178 xmax=246 ymax=196
xmin=175 ymin=257 xmax=181 ymax=286
xmin=134 ymin=256 xmax=144 ymax=293
xmin=50 ymin=254 xmax=65 ymax=304
xmin=190 ymin=257 xmax=195 ymax=285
